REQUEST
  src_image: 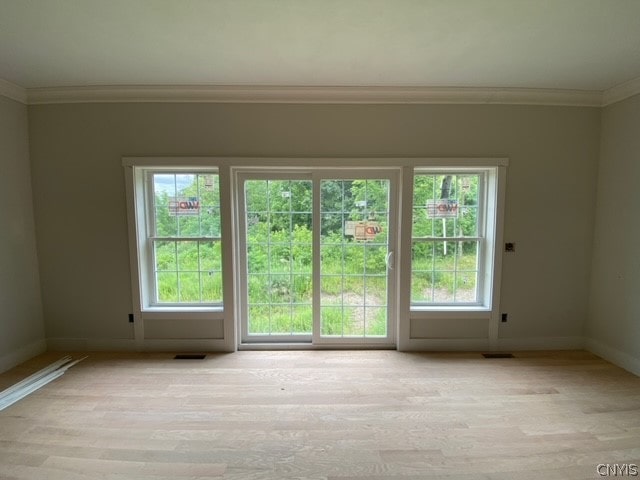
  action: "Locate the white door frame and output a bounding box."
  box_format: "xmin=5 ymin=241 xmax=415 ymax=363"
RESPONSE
xmin=234 ymin=167 xmax=400 ymax=348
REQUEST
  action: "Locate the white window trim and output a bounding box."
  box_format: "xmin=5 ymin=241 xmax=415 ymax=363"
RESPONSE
xmin=410 ymin=168 xmax=488 ymax=308
xmin=128 ymin=166 xmax=224 ymax=311
xmin=144 ymin=168 xmax=223 ymax=308
xmin=124 ymin=156 xmax=507 ymax=352
xmin=397 ymin=161 xmax=507 ymax=351
xmin=233 ymin=167 xmax=400 ymax=346
xmin=124 ymin=158 xmax=236 ymax=352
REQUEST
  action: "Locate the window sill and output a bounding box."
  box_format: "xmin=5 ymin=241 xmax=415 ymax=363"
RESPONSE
xmin=411 ymin=305 xmax=490 ymax=312
xmin=140 ymin=307 xmax=224 ymax=321
xmin=143 ymin=306 xmax=223 ymax=313
xmin=410 ymin=306 xmax=492 ymax=320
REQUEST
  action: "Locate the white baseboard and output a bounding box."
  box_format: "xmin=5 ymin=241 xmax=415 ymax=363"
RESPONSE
xmin=401 ymin=336 xmax=585 ymax=352
xmin=585 ymin=338 xmax=640 ymax=377
xmin=0 ymin=339 xmax=47 ymax=374
xmin=402 ymin=338 xmax=491 ymax=351
xmin=141 ymin=339 xmax=229 ymax=352
xmin=495 ymin=336 xmax=585 ymax=351
xmin=47 ymin=338 xmax=138 ymax=352
xmin=47 ymin=337 xmax=230 ymax=353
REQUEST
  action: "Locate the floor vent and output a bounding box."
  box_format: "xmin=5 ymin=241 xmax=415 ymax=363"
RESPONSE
xmin=482 ymin=353 xmax=515 ymax=358
xmin=174 ymin=354 xmax=207 ymax=360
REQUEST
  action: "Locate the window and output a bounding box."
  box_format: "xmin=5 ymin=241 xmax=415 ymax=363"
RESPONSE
xmin=144 ymin=170 xmax=223 ymax=307
xmin=124 ymin=157 xmax=505 ymax=349
xmin=411 ymin=170 xmax=486 ymax=306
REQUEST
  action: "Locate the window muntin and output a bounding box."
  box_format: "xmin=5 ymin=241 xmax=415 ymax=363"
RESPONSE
xmin=411 ymin=172 xmax=483 ymax=305
xmin=148 ymin=172 xmax=223 ymax=305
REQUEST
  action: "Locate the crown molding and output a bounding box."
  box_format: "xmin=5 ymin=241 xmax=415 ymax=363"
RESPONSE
xmin=25 ymin=84 xmax=604 ymax=107
xmin=15 ymin=82 xmax=640 ymax=107
xmin=602 ymin=76 xmax=640 ymax=106
xmin=0 ymin=78 xmax=28 ymax=104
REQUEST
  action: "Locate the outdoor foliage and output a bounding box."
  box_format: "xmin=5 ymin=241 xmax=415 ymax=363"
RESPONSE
xmin=150 ymin=173 xmax=482 ymax=336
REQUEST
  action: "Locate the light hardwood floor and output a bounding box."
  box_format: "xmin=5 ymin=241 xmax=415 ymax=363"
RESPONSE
xmin=1 ymin=350 xmax=639 ymax=479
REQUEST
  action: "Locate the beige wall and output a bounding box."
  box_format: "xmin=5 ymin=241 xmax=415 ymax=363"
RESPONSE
xmin=27 ymin=103 xmax=600 ymax=347
xmin=0 ymin=96 xmax=45 ymax=372
xmin=587 ymin=94 xmax=640 ymax=374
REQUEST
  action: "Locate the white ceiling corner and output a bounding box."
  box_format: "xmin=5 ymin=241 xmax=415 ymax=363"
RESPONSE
xmin=602 ymin=76 xmax=640 ymax=106
xmin=0 ymin=78 xmax=27 ymax=104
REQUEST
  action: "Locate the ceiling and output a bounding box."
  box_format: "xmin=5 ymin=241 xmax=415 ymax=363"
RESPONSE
xmin=1 ymin=0 xmax=640 ymax=101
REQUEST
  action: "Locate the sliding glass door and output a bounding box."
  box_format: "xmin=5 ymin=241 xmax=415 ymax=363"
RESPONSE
xmin=237 ymin=170 xmax=397 ymax=346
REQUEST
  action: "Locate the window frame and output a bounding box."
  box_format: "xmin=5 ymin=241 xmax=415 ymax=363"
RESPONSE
xmin=406 ymin=165 xmax=504 ymax=312
xmin=130 ymin=165 xmax=224 ymax=311
xmin=410 ymin=169 xmax=486 ymax=307
xmin=123 ymin=156 xmax=507 ymax=352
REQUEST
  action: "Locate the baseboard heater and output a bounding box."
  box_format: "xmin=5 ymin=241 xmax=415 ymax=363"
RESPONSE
xmin=0 ymin=355 xmax=85 ymax=411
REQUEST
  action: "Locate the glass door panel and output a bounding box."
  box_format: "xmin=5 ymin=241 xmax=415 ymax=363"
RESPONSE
xmin=318 ymin=179 xmax=391 ymax=340
xmin=243 ymin=178 xmax=313 ymax=340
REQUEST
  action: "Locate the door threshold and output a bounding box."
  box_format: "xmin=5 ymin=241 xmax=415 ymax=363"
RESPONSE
xmin=238 ymin=343 xmax=397 ymax=351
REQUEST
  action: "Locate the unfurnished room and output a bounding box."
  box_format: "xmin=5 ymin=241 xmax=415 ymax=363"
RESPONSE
xmin=0 ymin=1 xmax=639 ymax=479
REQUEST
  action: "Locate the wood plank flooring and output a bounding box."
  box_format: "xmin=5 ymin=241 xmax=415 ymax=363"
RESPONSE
xmin=1 ymin=350 xmax=639 ymax=479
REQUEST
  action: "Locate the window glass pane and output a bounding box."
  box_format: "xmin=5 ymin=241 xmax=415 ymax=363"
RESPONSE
xmin=154 ymin=241 xmax=176 ymax=271
xmin=152 ymin=173 xmax=221 ymax=239
xmin=155 ymin=207 xmax=178 ymax=236
xmin=269 ymin=274 xmax=292 ymax=303
xmin=320 ymin=275 xmax=342 ymax=301
xmin=434 ymin=241 xmax=455 ymax=270
xmin=344 ymin=306 xmax=364 ymax=336
xmin=459 ymin=241 xmax=479 ymax=271
xmin=292 ymin=274 xmax=312 ymax=303
xmin=178 ymin=272 xmax=200 ymax=302
xmin=321 ymin=213 xmax=344 ymax=239
xmin=433 ymin=271 xmax=455 ymax=303
xmin=199 ymin=241 xmax=220 ymax=271
xmin=248 ymin=305 xmax=269 ymax=335
xmin=247 ymin=244 xmax=268 ymax=273
xmin=269 ymin=244 xmax=291 ymax=273
xmin=177 ymin=215 xmax=200 ymax=237
xmin=245 ymin=180 xmax=268 ymax=213
xmin=319 ymin=178 xmax=390 ymax=338
xmin=320 ymin=307 xmax=343 ymax=336
xmin=365 ymin=275 xmax=387 ymax=306
xmin=248 ymin=274 xmax=268 ymax=302
xmin=245 ymin=179 xmax=312 ymax=336
xmin=455 ymin=272 xmax=477 ymax=303
xmin=320 ymin=245 xmax=343 ymax=274
xmin=342 ymin=245 xmax=364 ymax=274
xmin=411 ymin=271 xmax=434 ymax=303
xmin=342 ymin=275 xmax=365 ymax=300
xmin=201 ymin=272 xmax=222 ymax=303
xmin=270 ymin=305 xmax=292 ymax=334
xmin=156 ymin=272 xmax=178 ymax=303
xmin=177 ymin=241 xmax=199 ymax=271
xmin=411 ymin=239 xmax=480 ymax=305
xmin=364 ymin=244 xmax=387 ymax=275
xmin=411 ymin=171 xmax=483 ymax=306
xmin=364 ymin=307 xmax=386 ymax=337
xmin=291 ymin=306 xmax=313 ymax=334
xmin=149 ymin=171 xmax=222 ymax=306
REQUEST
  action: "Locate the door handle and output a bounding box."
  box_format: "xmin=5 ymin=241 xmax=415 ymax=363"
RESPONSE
xmin=385 ymin=251 xmax=394 ymax=270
